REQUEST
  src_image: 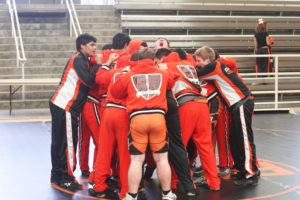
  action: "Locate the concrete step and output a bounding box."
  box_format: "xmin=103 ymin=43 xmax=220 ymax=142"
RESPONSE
xmin=0 ymin=23 xmax=11 ymax=29
xmin=0 ymin=89 xmax=53 ymax=100
xmin=0 ymin=51 xmax=15 ymax=59
xmin=81 ymin=22 xmax=120 ymax=29
xmin=21 ymin=29 xmax=69 ymax=37
xmin=22 ymin=36 xmax=75 ymax=44
xmin=0 ymin=37 xmax=14 ymax=44
xmin=76 ymin=9 xmax=115 ymax=17
xmin=21 ymin=36 xmax=113 ymax=44
xmin=25 ymin=51 xmax=75 ymax=58
xmin=0 ymin=11 xmax=9 ymax=17
xmin=0 ymin=58 xmax=67 ymax=67
xmin=18 ymin=17 xmax=68 ymax=23
xmin=0 ymin=58 xmax=16 ymax=67
xmin=0 ymin=44 xmax=15 ymax=51
xmin=20 ymin=22 xmax=68 ymax=30
xmin=82 ymin=29 xmax=121 ymax=37
xmin=23 ymin=58 xmax=68 ymax=67
xmin=75 ymin=5 xmax=115 ymax=10
xmin=78 ymin=16 xmax=120 ymax=23
xmin=23 ymin=43 xmax=105 ymax=51
xmin=0 ymin=66 xmax=62 ymax=78
xmin=0 ymin=16 xmax=10 ymax=23
xmin=24 ymin=43 xmax=75 ymax=51
xmin=0 ymin=99 xmax=50 ymax=110
xmin=0 ymin=29 xmax=11 ymax=37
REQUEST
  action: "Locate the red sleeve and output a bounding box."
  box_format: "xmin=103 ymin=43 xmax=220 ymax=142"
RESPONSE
xmin=166 ymin=70 xmax=175 ymax=90
xmin=110 ymin=73 xmax=128 ymax=99
xmin=90 ymin=55 xmax=96 ymax=65
xmin=95 ymin=69 xmax=113 ymax=91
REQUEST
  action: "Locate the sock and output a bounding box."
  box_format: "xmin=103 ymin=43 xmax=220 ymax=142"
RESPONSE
xmin=162 ymin=190 xmax=171 ymax=195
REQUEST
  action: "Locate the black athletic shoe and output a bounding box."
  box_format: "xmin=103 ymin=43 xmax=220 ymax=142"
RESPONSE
xmin=231 ymin=170 xmax=261 ymax=180
xmin=137 ymin=187 xmax=147 ymax=200
xmin=59 ymin=181 xmax=83 ymax=191
xmin=194 ymin=175 xmax=208 ymax=187
xmin=231 ymin=172 xmax=244 ymax=180
xmin=50 ymin=176 xmax=60 ymax=185
xmin=105 ymin=178 xmax=119 ymax=189
xmin=81 ymin=170 xmax=90 ymax=178
xmin=88 ymin=188 xmax=119 ymax=199
xmin=218 ymin=167 xmax=230 ymax=177
xmin=193 ymin=166 xmax=204 ymax=177
xmin=234 ymin=175 xmax=259 ymax=186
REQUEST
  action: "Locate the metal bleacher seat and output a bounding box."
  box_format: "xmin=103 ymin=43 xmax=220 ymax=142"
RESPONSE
xmin=115 ymin=0 xmax=300 ymax=12
xmin=115 ymin=0 xmax=300 ymax=53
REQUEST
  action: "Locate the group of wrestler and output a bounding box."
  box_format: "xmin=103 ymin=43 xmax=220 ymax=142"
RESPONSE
xmin=49 ymin=32 xmax=260 ymax=200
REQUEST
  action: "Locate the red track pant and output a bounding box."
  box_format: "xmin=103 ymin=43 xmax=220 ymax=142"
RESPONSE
xmin=178 ymin=101 xmax=220 ymax=190
xmin=214 ymin=108 xmax=234 ymax=168
xmin=93 ymin=107 xmax=130 ymax=198
xmin=78 ymin=101 xmax=103 ymax=172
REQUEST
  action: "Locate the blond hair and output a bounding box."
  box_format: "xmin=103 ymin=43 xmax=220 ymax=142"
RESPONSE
xmin=194 ymin=46 xmax=215 ymax=62
xmin=130 ymin=47 xmax=155 ymax=61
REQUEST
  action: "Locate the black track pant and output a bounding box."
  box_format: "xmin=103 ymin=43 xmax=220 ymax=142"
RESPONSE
xmin=50 ymin=102 xmax=78 ymax=182
xmin=229 ymin=99 xmax=258 ymax=178
xmin=256 ymin=47 xmax=270 ymax=77
xmin=165 ymin=90 xmax=195 ymax=193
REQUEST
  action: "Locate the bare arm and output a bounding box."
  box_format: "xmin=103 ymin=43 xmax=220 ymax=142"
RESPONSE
xmin=253 ymin=37 xmax=258 ymax=52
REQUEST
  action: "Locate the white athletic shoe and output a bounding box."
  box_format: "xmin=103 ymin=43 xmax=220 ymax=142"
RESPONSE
xmin=162 ymin=191 xmax=177 ymax=200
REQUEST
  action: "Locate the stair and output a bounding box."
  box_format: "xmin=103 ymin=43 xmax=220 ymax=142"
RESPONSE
xmin=76 ymin=5 xmax=121 ymax=49
xmin=0 ymin=4 xmax=121 ymax=110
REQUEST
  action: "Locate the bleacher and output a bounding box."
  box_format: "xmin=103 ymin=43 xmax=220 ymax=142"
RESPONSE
xmin=114 ymin=0 xmax=300 ymax=110
xmin=0 ymin=0 xmax=299 ymax=111
xmin=116 ymin=0 xmax=300 ymax=52
xmin=0 ymin=2 xmax=120 ymax=110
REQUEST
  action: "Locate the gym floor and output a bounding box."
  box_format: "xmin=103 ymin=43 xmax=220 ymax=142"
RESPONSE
xmin=0 ymin=110 xmax=300 ymax=200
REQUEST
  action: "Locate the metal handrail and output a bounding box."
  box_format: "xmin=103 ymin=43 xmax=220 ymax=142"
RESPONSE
xmin=65 ymin=0 xmax=82 ymax=37
xmin=221 ymin=54 xmax=300 ymax=110
xmin=6 ymin=0 xmax=27 ymax=68
xmin=70 ymin=0 xmax=82 ymax=34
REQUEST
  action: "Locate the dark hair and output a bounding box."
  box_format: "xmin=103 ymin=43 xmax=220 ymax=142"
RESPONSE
xmin=155 ymin=48 xmax=171 ymax=60
xmin=102 ymin=43 xmax=113 ymax=50
xmin=141 ymin=42 xmax=148 ymax=47
xmin=174 ymin=48 xmax=187 ymax=60
xmin=214 ymin=49 xmax=220 ymax=59
xmin=76 ymin=33 xmax=96 ymax=52
xmin=112 ymin=33 xmax=131 ymax=50
xmin=130 ymin=47 xmax=155 ymax=61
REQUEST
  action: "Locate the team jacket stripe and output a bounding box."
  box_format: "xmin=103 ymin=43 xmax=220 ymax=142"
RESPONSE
xmin=239 ymin=105 xmax=254 ymax=178
xmin=202 ymin=74 xmax=242 ymax=107
xmin=65 ymin=111 xmax=75 ymax=177
xmin=207 ymin=91 xmax=218 ymax=101
xmin=52 ymin=68 xmax=79 ymax=110
xmin=130 ymin=109 xmax=165 ymax=119
xmin=93 ymin=103 xmax=100 ymax=126
xmin=106 ymin=102 xmax=126 ymax=110
xmin=87 ymin=95 xmax=101 ymax=104
xmin=172 ymin=80 xmax=193 ymax=95
xmin=197 ymin=61 xmax=250 ymax=109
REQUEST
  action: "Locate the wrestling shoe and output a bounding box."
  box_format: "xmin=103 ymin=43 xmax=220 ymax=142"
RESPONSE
xmin=218 ymin=167 xmax=230 ymax=177
xmin=162 ymin=191 xmax=177 ymax=200
xmin=59 ymin=181 xmax=83 ymax=190
xmin=88 ymin=188 xmax=119 ymax=199
xmin=234 ymin=170 xmax=261 ymax=186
